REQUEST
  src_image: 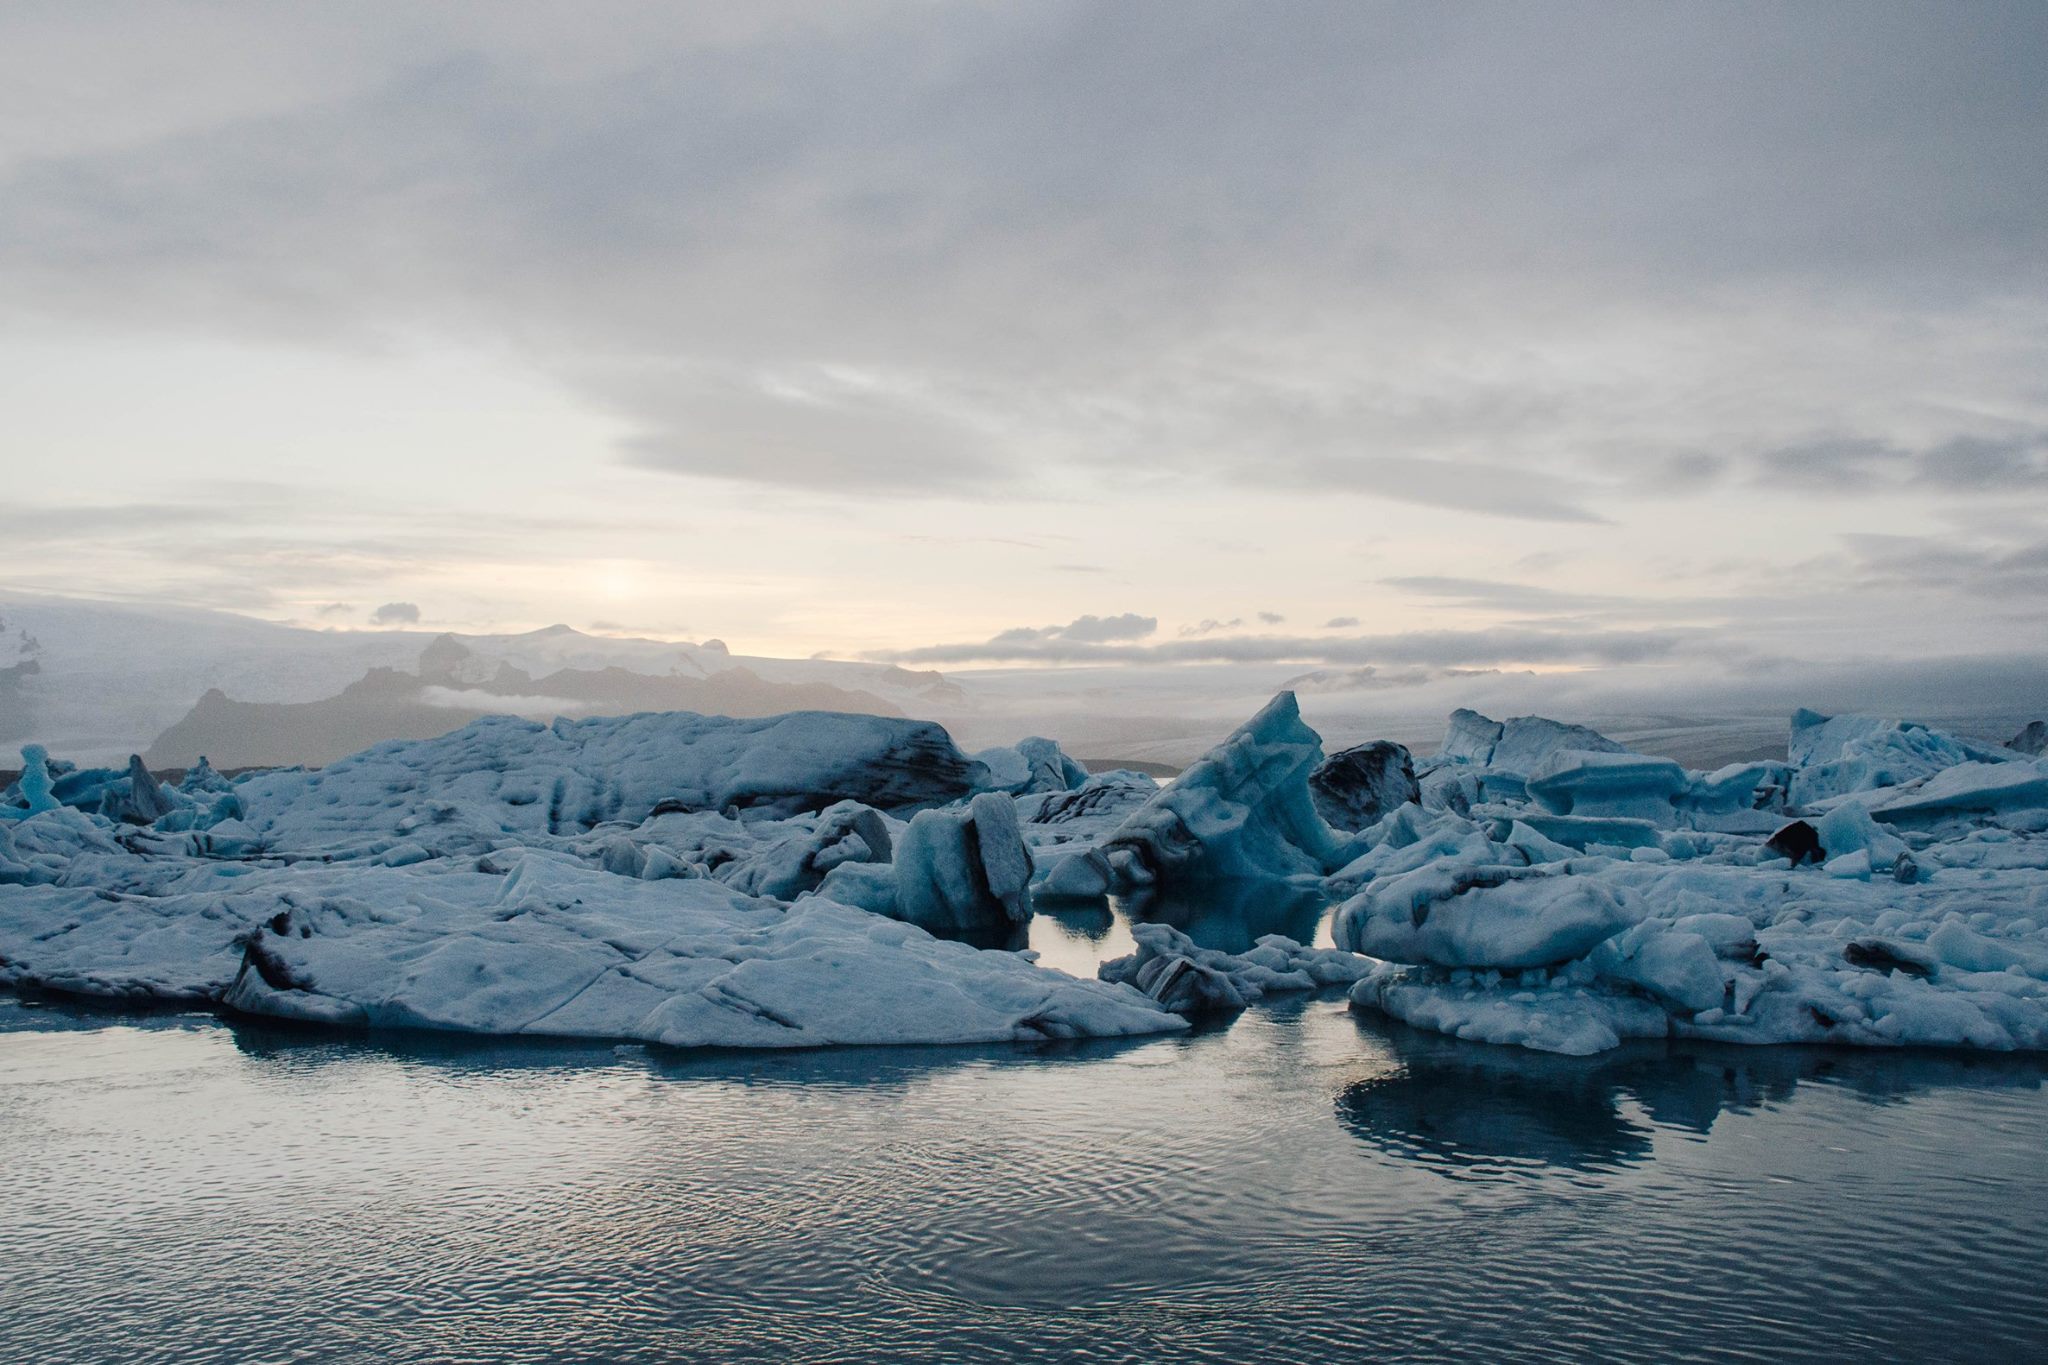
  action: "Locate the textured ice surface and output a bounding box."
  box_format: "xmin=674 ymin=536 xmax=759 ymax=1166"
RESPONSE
xmin=8 ymin=698 xmax=2048 ymax=1061
xmin=1309 ymin=741 xmax=1420 ymax=833
xmin=1096 ymin=692 xmax=1344 ymax=889
xmin=235 ymin=710 xmax=988 ymax=858
xmin=1100 ymin=921 xmax=1370 ymax=1015
xmin=0 ymin=715 xmax=1192 ymax=1049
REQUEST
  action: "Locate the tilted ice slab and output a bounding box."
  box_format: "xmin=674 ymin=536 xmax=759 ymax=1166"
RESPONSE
xmin=1787 ymin=708 xmax=2014 ymax=807
xmin=0 ymin=829 xmax=1182 ymax=1046
xmin=1076 ymin=692 xmax=1345 ymax=892
xmin=232 ymin=710 xmax=989 ymax=857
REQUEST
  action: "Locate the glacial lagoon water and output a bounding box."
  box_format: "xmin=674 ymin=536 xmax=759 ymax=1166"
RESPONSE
xmin=5 ymin=897 xmax=2047 ymax=1365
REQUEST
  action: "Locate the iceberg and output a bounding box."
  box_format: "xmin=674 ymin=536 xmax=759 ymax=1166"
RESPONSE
xmin=1334 ymin=865 xmax=1637 ymax=970
xmin=1095 ymin=692 xmax=1344 ymax=890
xmin=1786 ymin=708 xmax=2013 ymax=806
xmin=232 ymin=709 xmax=990 ymax=859
xmin=817 ymin=791 xmax=1033 ymax=935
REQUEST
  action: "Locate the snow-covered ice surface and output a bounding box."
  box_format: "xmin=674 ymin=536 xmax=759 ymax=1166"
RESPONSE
xmin=1337 ymin=705 xmax=2048 ymax=1054
xmin=6 ymin=693 xmax=2048 ymax=1061
xmin=0 ymin=712 xmax=1185 ymax=1048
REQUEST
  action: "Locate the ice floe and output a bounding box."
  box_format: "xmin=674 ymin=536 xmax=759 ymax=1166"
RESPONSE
xmin=6 ymin=690 xmax=2048 ymax=1062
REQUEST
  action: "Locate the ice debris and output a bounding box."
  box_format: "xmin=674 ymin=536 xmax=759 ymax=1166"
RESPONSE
xmin=1098 ymin=921 xmax=1370 ymax=1015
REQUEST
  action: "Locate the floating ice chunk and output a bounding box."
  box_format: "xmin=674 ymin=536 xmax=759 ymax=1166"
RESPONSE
xmin=974 ymin=738 xmax=1088 ymax=796
xmin=716 ymin=801 xmax=892 ymax=900
xmin=1527 ymin=750 xmax=1689 ymax=821
xmin=209 ymin=872 xmax=1180 ymax=1046
xmin=1824 ymin=849 xmax=1873 ymax=880
xmin=1683 ymin=761 xmax=1786 ymax=815
xmin=1503 ymin=821 xmax=1578 ymax=865
xmin=1865 ymin=759 xmax=2048 ymax=828
xmin=1 ymin=744 xmax=61 ymax=819
xmin=822 ymin=791 xmax=1033 ymax=934
xmin=1309 ymin=741 xmax=1420 ymax=832
xmin=1038 ymin=847 xmax=1112 ymax=900
xmin=1588 ymin=922 xmax=1727 ymax=1013
xmin=1435 ymin=709 xmax=1504 ymax=765
xmin=2011 ymin=721 xmax=2048 ymax=757
xmin=101 ymin=754 xmax=175 ymax=826
xmin=1813 ymin=800 xmax=1909 ymax=864
xmin=1334 ymin=867 xmax=1636 ymax=969
xmin=1787 ymin=708 xmax=2013 ymax=806
xmin=1099 ymin=922 xmax=1369 ymax=1015
xmin=1489 ymin=716 xmax=1629 ymax=779
xmin=1511 ymin=814 xmax=1663 ymax=851
xmin=1420 ymin=710 xmax=1631 ymax=804
xmin=235 ymin=710 xmax=988 ymax=858
xmin=1352 ymin=968 xmax=1670 ymax=1056
xmin=1924 ymin=921 xmax=2048 ymax=977
xmin=1098 ymin=692 xmax=1342 ymax=888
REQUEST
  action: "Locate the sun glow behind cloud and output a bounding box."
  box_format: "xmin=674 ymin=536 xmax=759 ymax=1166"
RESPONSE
xmin=1 ymin=2 xmax=2044 ymax=683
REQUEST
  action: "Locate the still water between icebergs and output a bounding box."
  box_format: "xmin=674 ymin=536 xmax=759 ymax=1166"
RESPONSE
xmin=4 ymin=892 xmax=2046 ymax=1364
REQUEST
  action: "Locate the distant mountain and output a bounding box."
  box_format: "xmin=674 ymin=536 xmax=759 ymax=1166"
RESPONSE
xmin=146 ymin=659 xmax=908 ymax=769
xmin=0 ymin=595 xmax=971 ymax=766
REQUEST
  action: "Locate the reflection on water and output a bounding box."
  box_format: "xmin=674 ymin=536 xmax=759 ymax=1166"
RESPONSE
xmin=1117 ymin=877 xmax=1332 ymax=952
xmin=5 ymin=984 xmax=2048 ymax=1363
xmin=1026 ymin=877 xmax=1333 ymax=977
xmin=1337 ymin=1019 xmax=2048 ymax=1180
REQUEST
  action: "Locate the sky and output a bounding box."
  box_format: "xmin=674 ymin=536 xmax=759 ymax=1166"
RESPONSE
xmin=4 ymin=1 xmax=2047 ymax=696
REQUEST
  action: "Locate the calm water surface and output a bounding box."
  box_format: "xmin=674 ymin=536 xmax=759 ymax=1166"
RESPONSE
xmin=4 ymin=895 xmax=2046 ymax=1364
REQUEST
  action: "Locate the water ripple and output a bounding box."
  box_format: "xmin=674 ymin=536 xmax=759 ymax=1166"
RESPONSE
xmin=3 ymin=996 xmax=2046 ymax=1364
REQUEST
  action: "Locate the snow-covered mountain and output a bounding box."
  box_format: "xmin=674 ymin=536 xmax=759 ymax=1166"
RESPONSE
xmin=0 ymin=595 xmax=972 ymax=766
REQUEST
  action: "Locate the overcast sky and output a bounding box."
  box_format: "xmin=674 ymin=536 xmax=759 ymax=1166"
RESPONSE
xmin=4 ymin=1 xmax=2046 ymax=689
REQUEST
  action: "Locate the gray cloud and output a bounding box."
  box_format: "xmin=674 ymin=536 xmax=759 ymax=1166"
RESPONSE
xmin=369 ymin=601 xmax=420 ymax=625
xmin=871 ymin=625 xmax=1685 ymax=668
xmin=1759 ymin=431 xmax=2048 ymax=493
xmin=988 ymin=612 xmax=1157 ymax=647
xmin=4 ymin=2 xmax=2044 ymax=510
xmin=1323 ymin=616 xmax=1360 ymax=629
xmin=1257 ymin=611 xmax=1285 ymax=625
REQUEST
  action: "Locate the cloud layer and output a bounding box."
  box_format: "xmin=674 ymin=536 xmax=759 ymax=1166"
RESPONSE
xmin=3 ymin=2 xmax=2046 ymax=677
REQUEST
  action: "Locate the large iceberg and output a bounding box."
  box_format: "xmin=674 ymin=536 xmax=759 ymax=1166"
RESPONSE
xmin=1330 ymin=704 xmax=2048 ymax=1056
xmin=1080 ymin=692 xmax=1346 ymax=892
xmin=0 ymin=714 xmax=1190 ymax=1050
xmin=8 ymin=694 xmax=2048 ymax=1064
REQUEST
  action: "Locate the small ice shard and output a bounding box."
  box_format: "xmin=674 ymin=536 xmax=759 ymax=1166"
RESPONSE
xmin=107 ymin=754 xmax=174 ymax=825
xmin=1100 ymin=922 xmax=1369 ymax=1013
xmin=1308 ymin=740 xmax=1420 ymax=832
xmin=2011 ymin=721 xmax=2048 ymax=757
